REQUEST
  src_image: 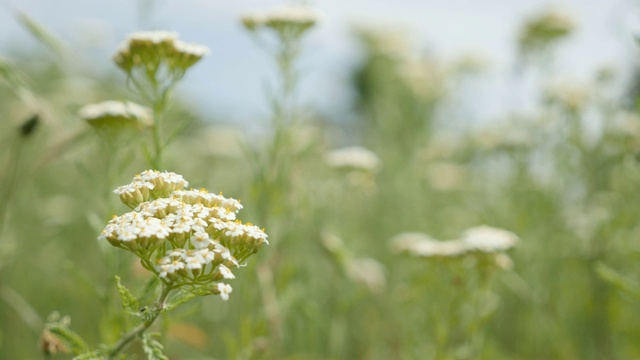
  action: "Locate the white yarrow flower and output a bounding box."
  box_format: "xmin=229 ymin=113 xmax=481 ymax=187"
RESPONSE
xmin=462 ymin=226 xmax=518 ymax=253
xmin=217 ymin=283 xmax=233 ymax=301
xmin=325 ymin=146 xmax=381 ymax=172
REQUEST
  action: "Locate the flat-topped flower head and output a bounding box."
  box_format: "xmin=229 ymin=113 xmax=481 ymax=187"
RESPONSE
xmin=518 ymin=8 xmax=575 ymax=56
xmin=80 ymin=101 xmax=152 ymax=130
xmin=391 ymin=226 xmax=518 ymax=259
xmin=325 ymin=146 xmax=381 ymax=172
xmin=114 ymin=170 xmax=188 ymax=208
xmin=113 ymin=31 xmax=209 ymax=79
xmin=390 ymin=232 xmax=468 ymax=258
xmin=240 ymin=12 xmax=266 ymax=32
xmin=171 ymin=189 xmax=243 ymax=213
xmin=241 ymin=6 xmax=319 ymax=37
xmin=113 ymin=31 xmax=177 ymax=72
xmin=100 ymin=170 xmax=267 ymax=301
xmin=461 ymin=226 xmax=518 ymax=253
xmin=169 ymin=40 xmax=209 ymax=71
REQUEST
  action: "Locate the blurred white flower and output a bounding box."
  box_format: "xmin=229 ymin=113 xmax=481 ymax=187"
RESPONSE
xmin=325 ymin=146 xmax=380 ymax=172
xmin=390 ymin=232 xmax=468 ymax=258
xmin=79 ymin=100 xmax=152 ymax=128
xmin=241 ymin=6 xmax=319 ymax=36
xmin=392 ymin=226 xmax=518 ymax=258
xmin=462 ymin=226 xmax=518 ymax=253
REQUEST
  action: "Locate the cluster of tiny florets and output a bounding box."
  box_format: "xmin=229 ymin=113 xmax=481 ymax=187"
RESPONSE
xmin=113 ymin=31 xmax=209 ymax=75
xmin=241 ymin=6 xmax=319 ymax=36
xmin=324 ymin=146 xmax=381 ymax=172
xmin=113 ymin=170 xmax=189 ymax=208
xmin=99 ymin=170 xmax=268 ymax=300
xmin=391 ymin=225 xmax=518 ymax=260
xmin=79 ymin=101 xmax=152 ymax=130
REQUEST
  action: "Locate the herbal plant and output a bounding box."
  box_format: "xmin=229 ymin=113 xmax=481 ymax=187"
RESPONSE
xmin=2 ymin=5 xmax=640 ymax=360
xmin=38 ymin=31 xmax=267 ymax=360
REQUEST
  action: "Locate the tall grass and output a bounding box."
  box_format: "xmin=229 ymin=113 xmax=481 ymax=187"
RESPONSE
xmin=1 ymin=5 xmax=639 ymax=360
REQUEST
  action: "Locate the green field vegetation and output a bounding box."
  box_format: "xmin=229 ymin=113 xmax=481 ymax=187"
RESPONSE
xmin=1 ymin=6 xmax=640 ymax=360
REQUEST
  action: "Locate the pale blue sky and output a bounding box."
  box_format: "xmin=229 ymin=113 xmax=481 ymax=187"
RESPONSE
xmin=0 ymin=0 xmax=635 ymax=124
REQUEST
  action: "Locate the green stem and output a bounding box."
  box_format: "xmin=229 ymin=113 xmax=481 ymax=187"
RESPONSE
xmin=107 ymin=283 xmax=173 ymax=359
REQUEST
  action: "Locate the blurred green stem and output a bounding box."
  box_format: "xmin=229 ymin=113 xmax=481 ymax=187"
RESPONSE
xmin=251 ymin=32 xmax=303 ymax=357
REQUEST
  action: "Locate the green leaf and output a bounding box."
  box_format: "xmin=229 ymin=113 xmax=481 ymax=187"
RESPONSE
xmin=115 ymin=276 xmax=140 ymax=316
xmin=141 ymin=332 xmax=168 ymax=360
xmin=595 ymin=262 xmax=640 ymax=300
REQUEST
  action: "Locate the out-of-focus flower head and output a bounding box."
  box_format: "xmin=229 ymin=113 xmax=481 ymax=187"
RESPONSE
xmin=391 ymin=225 xmax=518 ymax=261
xmin=113 ymin=31 xmax=209 ymax=75
xmin=518 ymin=8 xmax=575 ymax=57
xmin=241 ymin=6 xmax=319 ymax=38
xmin=79 ymin=100 xmax=152 ymax=142
xmin=80 ymin=101 xmax=152 ymax=130
xmin=324 ymin=146 xmax=381 ymax=173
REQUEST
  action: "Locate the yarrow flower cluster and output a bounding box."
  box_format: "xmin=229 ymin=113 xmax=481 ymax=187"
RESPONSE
xmin=99 ymin=170 xmax=268 ymax=300
xmin=324 ymin=146 xmax=381 ymax=172
xmin=241 ymin=6 xmax=319 ymax=37
xmin=518 ymin=8 xmax=575 ymax=56
xmin=113 ymin=31 xmax=209 ymax=75
xmin=391 ymin=225 xmax=518 ymax=260
xmin=79 ymin=101 xmax=152 ymax=130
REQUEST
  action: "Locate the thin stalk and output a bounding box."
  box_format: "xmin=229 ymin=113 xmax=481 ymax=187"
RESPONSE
xmin=107 ymin=283 xmax=174 ymax=359
xmin=252 ymin=33 xmax=302 ymax=357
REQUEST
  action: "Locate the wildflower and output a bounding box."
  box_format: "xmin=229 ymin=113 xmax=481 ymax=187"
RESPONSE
xmin=114 ymin=170 xmax=188 ymax=208
xmin=391 ymin=226 xmax=518 ymax=259
xmin=518 ymin=8 xmax=575 ymax=56
xmin=217 ymin=264 xmax=236 ymax=280
xmin=324 ymin=146 xmax=381 ymax=172
xmin=240 ymin=12 xmax=266 ymax=32
xmin=99 ymin=170 xmax=267 ymax=301
xmin=461 ymin=226 xmax=518 ymax=253
xmin=391 ymin=232 xmax=469 ymax=258
xmin=241 ymin=6 xmax=319 ymax=36
xmin=113 ymin=31 xmax=208 ymax=74
xmin=215 ymin=283 xmax=233 ymax=301
xmin=79 ymin=100 xmax=152 ymax=130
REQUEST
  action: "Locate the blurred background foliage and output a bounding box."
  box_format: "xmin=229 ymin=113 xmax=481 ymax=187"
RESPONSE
xmin=1 ymin=3 xmax=640 ymax=360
